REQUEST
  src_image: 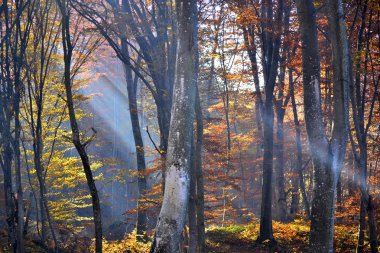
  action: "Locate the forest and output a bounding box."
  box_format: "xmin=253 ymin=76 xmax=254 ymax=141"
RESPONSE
xmin=0 ymin=0 xmax=380 ymax=252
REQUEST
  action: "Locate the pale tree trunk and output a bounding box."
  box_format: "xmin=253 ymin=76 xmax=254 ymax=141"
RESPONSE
xmin=150 ymin=0 xmax=198 ymax=251
xmin=296 ymin=0 xmax=350 ymax=252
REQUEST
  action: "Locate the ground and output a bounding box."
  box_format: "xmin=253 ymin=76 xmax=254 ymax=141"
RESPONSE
xmin=206 ymin=220 xmax=357 ymax=252
xmin=0 ymin=220 xmax=372 ymax=252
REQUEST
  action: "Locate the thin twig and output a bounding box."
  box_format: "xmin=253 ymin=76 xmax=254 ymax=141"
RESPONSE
xmin=146 ymin=126 xmax=160 ymax=154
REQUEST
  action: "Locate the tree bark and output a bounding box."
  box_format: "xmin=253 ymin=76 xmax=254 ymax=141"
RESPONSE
xmin=150 ymin=0 xmax=198 ymax=251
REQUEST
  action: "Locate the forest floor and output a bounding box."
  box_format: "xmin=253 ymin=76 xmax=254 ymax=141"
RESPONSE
xmin=0 ymin=220 xmax=367 ymax=252
xmin=205 ymin=220 xmax=358 ymax=252
xmin=101 ymin=219 xmax=362 ymax=253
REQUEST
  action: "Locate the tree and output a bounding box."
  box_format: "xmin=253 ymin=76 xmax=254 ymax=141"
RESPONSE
xmin=0 ymin=1 xmax=35 ymax=251
xmin=71 ymin=0 xmax=178 ymax=231
xmin=256 ymin=0 xmax=284 ymax=244
xmin=56 ymin=0 xmax=103 ymax=252
xmin=289 ymin=63 xmax=311 ymax=219
xmin=73 ymin=0 xmax=177 ymax=162
xmin=150 ymin=0 xmax=198 ymax=250
xmin=23 ymin=1 xmax=60 ymax=247
xmin=349 ymin=1 xmax=379 ymax=252
xmin=295 ymin=0 xmax=350 ymax=251
xmin=273 ymin=1 xmax=291 ymax=222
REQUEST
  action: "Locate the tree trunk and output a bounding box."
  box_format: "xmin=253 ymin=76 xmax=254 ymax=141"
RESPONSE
xmin=289 ymin=69 xmax=310 ymax=219
xmin=195 ymin=91 xmax=206 ymax=253
xmin=13 ymin=78 xmax=25 ymax=253
xmin=257 ymin=0 xmax=283 ymax=243
xmin=290 ymin=159 xmax=299 ymax=218
xmin=190 ymin=20 xmax=205 ymax=252
xmin=57 ymin=1 xmax=103 ymax=252
xmin=296 ymin=0 xmax=350 ymax=251
xmin=349 ymin=2 xmax=379 ymax=251
xmin=188 ymin=140 xmax=197 ymax=253
xmin=34 ymin=127 xmax=47 ymax=246
xmin=2 ymin=144 xmax=16 ymax=250
xmin=357 ymin=197 xmax=366 ymax=253
xmin=121 ymin=39 xmax=147 ymax=241
xmin=150 ymin=0 xmax=198 ymax=251
xmin=367 ymin=195 xmax=378 ymax=253
xmin=242 ymin=25 xmax=264 ymax=135
xmin=258 ymin=96 xmax=275 ymax=242
xmin=275 ymin=106 xmax=286 ymax=222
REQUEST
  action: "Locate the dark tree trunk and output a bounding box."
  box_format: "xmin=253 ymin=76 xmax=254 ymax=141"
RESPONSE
xmin=289 ymin=69 xmax=310 ymax=219
xmin=0 ymin=0 xmax=30 ymax=250
xmin=349 ymin=2 xmax=379 ymax=252
xmin=242 ymin=25 xmax=264 ymax=135
xmin=188 ymin=140 xmax=197 ymax=253
xmin=57 ymin=1 xmax=103 ymax=252
xmin=13 ymin=77 xmax=25 ymax=253
xmin=296 ymin=0 xmax=350 ymax=251
xmin=274 ymin=3 xmax=290 ymax=222
xmin=258 ymin=95 xmax=275 ymax=242
xmin=195 ymin=94 xmax=206 ymax=253
xmin=274 ymin=64 xmax=287 ymax=221
xmin=33 ymin=120 xmax=47 ymax=246
xmin=189 ymin=19 xmax=205 ymax=252
xmin=120 ymin=38 xmax=147 ymax=240
xmin=257 ymin=0 xmax=284 ymax=243
xmin=290 ymin=159 xmax=299 ymax=218
xmin=125 ymin=67 xmax=147 ymax=241
xmin=357 ymin=197 xmax=366 ymax=253
xmin=274 ymin=110 xmax=286 ymax=222
xmin=367 ymin=195 xmax=378 ymax=253
xmin=2 ymin=144 xmax=16 ymax=250
xmin=0 ymin=7 xmax=17 ymax=244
